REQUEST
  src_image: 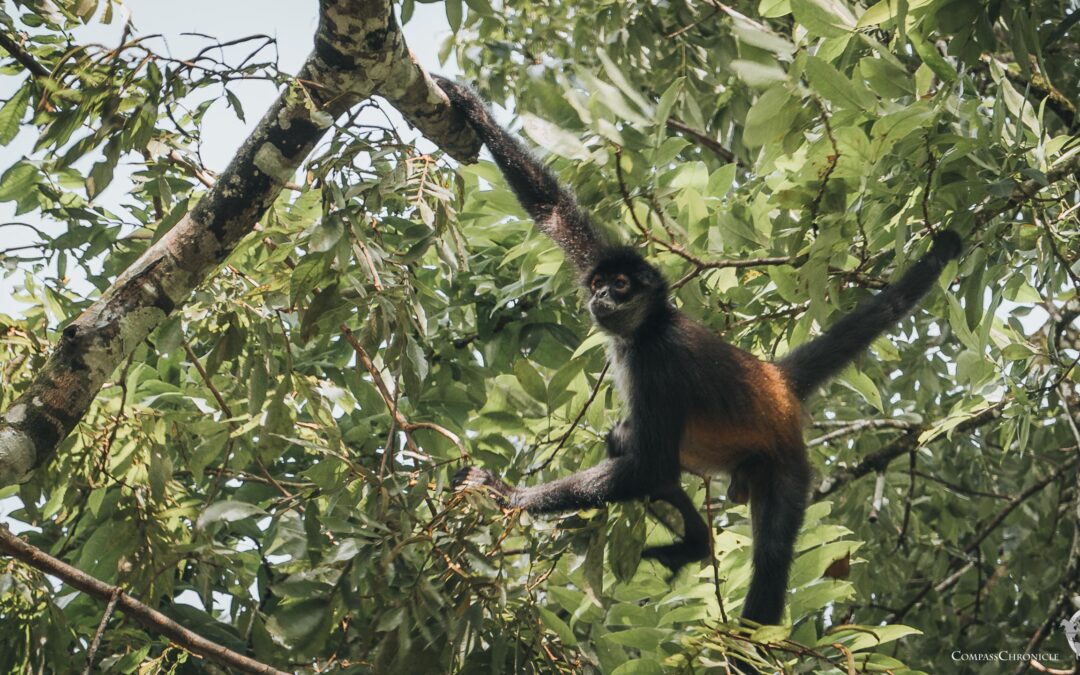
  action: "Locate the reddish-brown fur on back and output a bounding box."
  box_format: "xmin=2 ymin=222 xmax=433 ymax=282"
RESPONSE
xmin=679 ymin=359 xmax=803 ymax=476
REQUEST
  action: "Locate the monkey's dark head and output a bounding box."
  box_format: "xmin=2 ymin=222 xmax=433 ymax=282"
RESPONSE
xmin=586 ymin=247 xmax=669 ymax=337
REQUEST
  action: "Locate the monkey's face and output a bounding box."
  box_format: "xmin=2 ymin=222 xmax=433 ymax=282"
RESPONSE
xmin=586 ymin=247 xmax=669 ymax=337
xmin=588 ymin=269 xmax=659 ymax=336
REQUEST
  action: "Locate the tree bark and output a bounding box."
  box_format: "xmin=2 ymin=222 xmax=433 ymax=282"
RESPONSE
xmin=0 ymin=0 xmax=480 ymax=485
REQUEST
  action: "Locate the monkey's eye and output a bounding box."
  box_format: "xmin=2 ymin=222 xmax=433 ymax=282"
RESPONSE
xmin=590 ymin=276 xmax=603 ymax=292
xmin=612 ymin=275 xmax=630 ymax=292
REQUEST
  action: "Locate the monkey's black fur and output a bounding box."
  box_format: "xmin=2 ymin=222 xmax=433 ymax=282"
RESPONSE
xmin=438 ymin=78 xmax=961 ymax=653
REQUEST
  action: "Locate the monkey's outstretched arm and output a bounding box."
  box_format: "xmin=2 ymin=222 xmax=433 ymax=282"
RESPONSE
xmin=456 ymin=462 xmax=710 ymax=574
xmin=457 ymin=458 xmax=649 ymax=513
xmin=435 ymin=77 xmax=607 ymax=275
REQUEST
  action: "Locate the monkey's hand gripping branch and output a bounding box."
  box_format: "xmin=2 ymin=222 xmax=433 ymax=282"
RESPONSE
xmin=453 ymin=466 xmax=515 ymax=507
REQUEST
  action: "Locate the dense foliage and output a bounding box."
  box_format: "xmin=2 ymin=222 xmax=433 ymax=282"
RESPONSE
xmin=1 ymin=0 xmax=1079 ymax=672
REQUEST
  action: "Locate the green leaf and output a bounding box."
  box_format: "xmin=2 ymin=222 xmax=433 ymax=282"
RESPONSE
xmin=0 ymin=162 xmax=39 ymax=202
xmin=823 ymin=624 xmax=922 ymax=651
xmin=604 ymin=627 xmax=669 ymax=651
xmin=730 ymin=59 xmax=788 ymax=88
xmin=537 ymin=607 xmax=577 ymax=646
xmin=300 ymin=283 xmax=343 ymax=343
xmin=308 ymin=216 xmax=344 ymax=253
xmin=759 ymin=0 xmax=792 ymax=17
xmin=859 ymin=57 xmax=914 ymax=98
xmin=514 ymin=359 xmax=547 ymax=402
xmin=197 ymin=500 xmax=268 ymax=528
xmin=0 ymin=86 xmax=30 ymax=146
xmin=225 ymin=88 xmax=246 ymax=122
xmin=446 ymin=0 xmax=462 ymax=32
xmin=858 ymin=0 xmax=933 ymax=27
xmin=596 ymin=48 xmax=653 ymax=115
xmin=608 ymin=504 xmax=646 ymax=582
xmin=752 ymin=624 xmax=791 ymax=644
xmin=265 ymin=598 xmax=332 ymax=650
xmin=653 ymin=77 xmax=684 ymax=126
xmin=805 ymin=56 xmax=875 ymax=111
xmin=791 ymin=0 xmax=856 ymax=37
xmin=610 ymin=658 xmax=664 ymax=675
xmin=836 ymin=366 xmax=883 ymax=412
xmin=789 ymin=541 xmax=861 ymax=587
xmin=521 ymin=113 xmax=590 ymax=160
xmin=86 ymin=156 xmax=116 ymax=200
xmin=908 ymin=30 xmax=956 ymax=82
xmin=743 ymin=86 xmax=796 ymax=146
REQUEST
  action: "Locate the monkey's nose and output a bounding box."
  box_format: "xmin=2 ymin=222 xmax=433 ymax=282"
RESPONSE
xmin=590 ymin=297 xmax=616 ymax=317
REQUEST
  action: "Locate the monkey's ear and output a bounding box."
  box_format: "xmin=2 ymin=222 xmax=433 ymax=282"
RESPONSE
xmin=639 ymin=266 xmax=665 ymax=289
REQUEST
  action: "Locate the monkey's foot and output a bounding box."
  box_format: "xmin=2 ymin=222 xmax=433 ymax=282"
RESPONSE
xmin=727 ymin=478 xmax=750 ymax=505
xmin=452 ymin=466 xmax=513 ymax=506
xmin=643 ymin=541 xmax=709 ymax=577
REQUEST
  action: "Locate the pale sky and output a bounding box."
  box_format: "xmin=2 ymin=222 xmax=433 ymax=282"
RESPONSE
xmin=0 ymin=0 xmax=456 ymax=316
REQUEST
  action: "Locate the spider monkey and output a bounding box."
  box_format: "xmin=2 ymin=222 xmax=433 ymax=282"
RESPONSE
xmin=437 ymin=78 xmax=961 ymax=629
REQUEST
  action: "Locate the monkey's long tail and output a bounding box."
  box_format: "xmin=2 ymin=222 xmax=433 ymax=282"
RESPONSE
xmin=776 ymin=230 xmax=962 ymax=400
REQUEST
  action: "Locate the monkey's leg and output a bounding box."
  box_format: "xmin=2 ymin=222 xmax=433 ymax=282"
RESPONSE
xmin=727 ymin=461 xmax=754 ymax=505
xmin=742 ymin=456 xmax=811 ymax=626
xmin=642 ymin=485 xmax=710 ymax=574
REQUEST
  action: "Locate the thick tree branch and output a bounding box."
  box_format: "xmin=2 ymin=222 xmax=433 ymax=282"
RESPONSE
xmin=0 ymin=525 xmax=288 ymax=675
xmin=0 ymin=0 xmax=481 ymax=486
xmin=0 ymin=28 xmax=51 ymax=78
xmin=1046 ymin=8 xmax=1080 ymax=47
xmin=815 ymin=404 xmax=1004 ymax=499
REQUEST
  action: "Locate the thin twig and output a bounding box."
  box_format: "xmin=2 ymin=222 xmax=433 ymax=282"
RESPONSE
xmin=894 ymin=450 xmax=917 ymax=550
xmin=665 ymin=117 xmax=738 ymax=165
xmin=808 ymin=418 xmax=916 ymax=447
xmin=82 ymin=587 xmax=122 ymax=675
xmin=890 ymin=454 xmax=1079 ymax=622
xmin=341 ymin=325 xmax=464 ymax=460
xmin=807 ymin=100 xmax=840 ymax=233
xmin=703 ymin=478 xmax=728 ymax=622
xmin=526 ymin=363 xmax=610 ymax=476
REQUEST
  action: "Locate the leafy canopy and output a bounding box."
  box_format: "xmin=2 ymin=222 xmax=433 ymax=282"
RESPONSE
xmin=2 ymin=0 xmax=1079 ymax=673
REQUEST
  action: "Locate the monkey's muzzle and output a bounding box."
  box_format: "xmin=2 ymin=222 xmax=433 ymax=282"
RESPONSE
xmin=588 ymin=296 xmax=618 ymax=319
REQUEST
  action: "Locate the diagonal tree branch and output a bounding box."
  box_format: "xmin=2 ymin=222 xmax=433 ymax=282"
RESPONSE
xmin=0 ymin=0 xmax=481 ymax=486
xmin=665 ymin=117 xmax=739 ymax=165
xmin=0 ymin=524 xmax=289 ymax=675
xmin=0 ymin=28 xmax=51 ymax=78
xmin=815 ymin=403 xmax=1005 ymax=499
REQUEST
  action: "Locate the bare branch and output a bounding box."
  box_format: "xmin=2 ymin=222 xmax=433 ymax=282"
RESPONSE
xmin=0 ymin=525 xmax=289 ymax=675
xmin=665 ymin=117 xmax=738 ymax=165
xmin=889 ymin=453 xmax=1079 ymax=622
xmin=82 ymin=588 xmax=121 ymax=675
